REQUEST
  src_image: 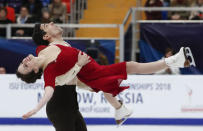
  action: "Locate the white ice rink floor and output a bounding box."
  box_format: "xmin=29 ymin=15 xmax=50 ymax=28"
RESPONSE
xmin=0 ymin=125 xmax=203 ymax=131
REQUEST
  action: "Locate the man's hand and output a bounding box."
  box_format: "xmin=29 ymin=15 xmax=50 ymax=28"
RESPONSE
xmin=77 ymin=51 xmax=91 ymax=67
xmin=22 ymin=109 xmax=37 ymax=119
xmin=171 ymin=14 xmax=181 ymax=20
xmin=16 ymin=29 xmax=25 ymax=36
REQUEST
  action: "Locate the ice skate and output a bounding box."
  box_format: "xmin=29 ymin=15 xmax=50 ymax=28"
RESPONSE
xmin=115 ymin=100 xmax=133 ymax=127
xmin=165 ymin=47 xmax=195 ymax=68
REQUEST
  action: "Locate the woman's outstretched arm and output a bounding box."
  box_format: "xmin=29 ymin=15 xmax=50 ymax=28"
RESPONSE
xmin=22 ymin=86 xmax=54 ymax=119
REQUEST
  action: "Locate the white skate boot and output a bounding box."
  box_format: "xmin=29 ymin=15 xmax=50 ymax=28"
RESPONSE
xmin=165 ymin=47 xmax=195 ymax=68
xmin=184 ymin=47 xmax=196 ymax=67
xmin=115 ymin=100 xmax=133 ymax=127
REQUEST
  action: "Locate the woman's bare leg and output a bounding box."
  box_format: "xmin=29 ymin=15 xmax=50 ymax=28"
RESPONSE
xmin=103 ymin=92 xmax=133 ymax=125
xmin=126 ymin=47 xmax=191 ymax=74
xmin=126 ymin=59 xmax=167 ymax=74
xmin=103 ymin=93 xmax=121 ymax=109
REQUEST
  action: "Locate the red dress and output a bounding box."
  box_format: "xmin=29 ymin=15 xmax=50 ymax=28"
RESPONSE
xmin=36 ymin=44 xmax=129 ymax=96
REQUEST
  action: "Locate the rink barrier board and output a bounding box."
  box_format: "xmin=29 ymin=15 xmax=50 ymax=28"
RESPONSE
xmin=0 ymin=118 xmax=203 ymax=125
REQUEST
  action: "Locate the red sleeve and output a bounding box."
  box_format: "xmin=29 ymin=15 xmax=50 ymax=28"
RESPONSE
xmin=43 ymin=64 xmax=56 ymax=89
xmin=36 ymin=45 xmax=47 ymax=56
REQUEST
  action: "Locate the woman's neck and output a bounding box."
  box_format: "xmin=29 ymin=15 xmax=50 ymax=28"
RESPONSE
xmin=36 ymin=55 xmax=46 ymax=69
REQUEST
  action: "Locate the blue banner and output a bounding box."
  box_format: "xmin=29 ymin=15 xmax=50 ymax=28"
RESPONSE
xmin=140 ymin=23 xmax=203 ymax=74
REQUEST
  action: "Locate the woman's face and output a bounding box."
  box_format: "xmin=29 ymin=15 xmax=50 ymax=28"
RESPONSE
xmin=18 ymin=54 xmax=38 ymax=75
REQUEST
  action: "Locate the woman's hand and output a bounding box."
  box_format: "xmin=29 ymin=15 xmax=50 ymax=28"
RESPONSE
xmin=22 ymin=87 xmax=54 ymax=119
xmin=77 ymin=51 xmax=91 ymax=67
xmin=22 ymin=109 xmax=37 ymax=119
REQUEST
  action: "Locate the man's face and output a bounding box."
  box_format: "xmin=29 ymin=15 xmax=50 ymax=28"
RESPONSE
xmin=42 ymin=11 xmax=50 ymax=19
xmin=0 ymin=67 xmax=6 ymax=74
xmin=165 ymin=51 xmax=173 ymax=58
xmin=40 ymin=22 xmax=63 ymax=38
xmin=198 ymin=0 xmax=203 ymax=4
xmin=54 ymin=0 xmax=61 ymax=3
xmin=20 ymin=7 xmax=28 ymax=17
xmin=0 ymin=9 xmax=6 ymax=19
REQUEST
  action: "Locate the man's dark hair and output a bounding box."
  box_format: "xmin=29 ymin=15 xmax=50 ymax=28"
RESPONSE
xmin=16 ymin=69 xmax=43 ymax=83
xmin=20 ymin=6 xmax=28 ymax=11
xmin=32 ymin=24 xmax=49 ymax=46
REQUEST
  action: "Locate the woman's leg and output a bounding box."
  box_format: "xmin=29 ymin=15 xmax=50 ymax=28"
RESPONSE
xmin=103 ymin=93 xmax=121 ymax=109
xmin=103 ymin=92 xmax=133 ymax=125
xmin=126 ymin=47 xmax=189 ymax=74
xmin=126 ymin=60 xmax=167 ymax=74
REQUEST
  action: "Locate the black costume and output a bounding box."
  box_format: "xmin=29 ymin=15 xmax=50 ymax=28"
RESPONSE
xmin=46 ymin=85 xmax=87 ymax=131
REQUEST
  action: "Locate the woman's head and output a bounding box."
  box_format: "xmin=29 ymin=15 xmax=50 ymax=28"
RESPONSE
xmin=16 ymin=54 xmax=42 ymax=83
xmin=16 ymin=69 xmax=43 ymax=83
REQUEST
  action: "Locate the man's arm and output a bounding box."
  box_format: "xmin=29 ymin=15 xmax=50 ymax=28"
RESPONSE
xmin=55 ymin=64 xmax=82 ymax=86
xmin=55 ymin=51 xmax=90 ymax=85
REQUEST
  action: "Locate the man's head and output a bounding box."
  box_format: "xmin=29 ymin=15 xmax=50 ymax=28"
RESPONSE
xmin=53 ymin=0 xmax=62 ymax=4
xmin=0 ymin=67 xmax=6 ymax=74
xmin=198 ymin=0 xmax=203 ymax=5
xmin=16 ymin=54 xmax=42 ymax=83
xmin=20 ymin=6 xmax=29 ymax=18
xmin=165 ymin=48 xmax=174 ymax=58
xmin=32 ymin=22 xmax=63 ymax=46
xmin=41 ymin=8 xmax=50 ymax=21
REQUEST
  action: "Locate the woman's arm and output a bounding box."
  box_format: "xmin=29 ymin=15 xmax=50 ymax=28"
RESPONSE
xmin=22 ymin=86 xmax=54 ymax=119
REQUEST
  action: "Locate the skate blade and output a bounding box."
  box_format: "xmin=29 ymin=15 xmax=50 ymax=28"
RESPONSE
xmin=116 ymin=111 xmax=133 ymax=128
xmin=183 ymin=47 xmax=196 ymax=67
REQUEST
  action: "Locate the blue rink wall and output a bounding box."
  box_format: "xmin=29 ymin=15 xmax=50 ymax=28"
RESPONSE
xmin=0 ymin=118 xmax=203 ymax=125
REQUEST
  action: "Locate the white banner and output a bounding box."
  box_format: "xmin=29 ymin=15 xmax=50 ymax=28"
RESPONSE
xmin=0 ymin=75 xmax=203 ymax=118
